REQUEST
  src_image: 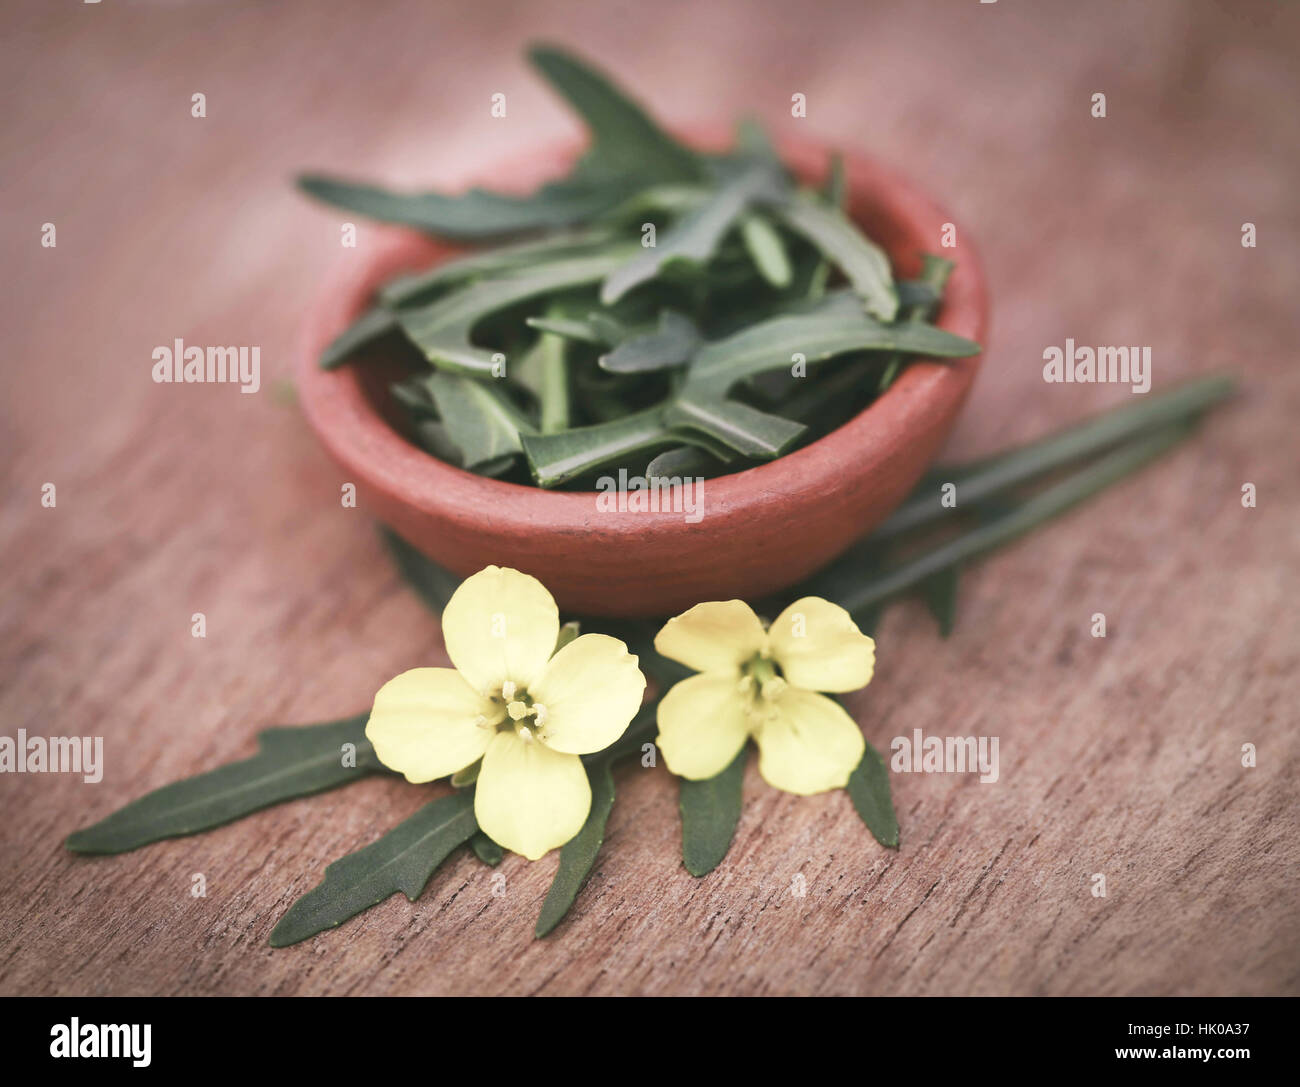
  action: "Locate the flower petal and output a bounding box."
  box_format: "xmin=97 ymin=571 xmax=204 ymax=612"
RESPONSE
xmin=365 ymin=667 xmax=493 ymax=783
xmin=529 ymin=633 xmax=646 ymax=755
xmin=441 ymin=565 xmax=560 ymax=694
xmin=474 ymin=730 xmax=591 ymax=860
xmin=769 ymin=596 xmax=875 ymax=693
xmin=655 ymin=673 xmax=751 ymax=780
xmin=752 ymin=688 xmax=865 ymax=795
xmin=654 ymin=599 xmax=767 ymax=676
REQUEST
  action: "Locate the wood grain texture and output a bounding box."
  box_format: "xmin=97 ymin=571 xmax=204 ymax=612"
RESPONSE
xmin=1 ymin=0 xmax=1297 ymax=996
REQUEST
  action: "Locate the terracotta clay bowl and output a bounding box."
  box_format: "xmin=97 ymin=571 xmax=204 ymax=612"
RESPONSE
xmin=297 ymin=134 xmax=989 ymax=617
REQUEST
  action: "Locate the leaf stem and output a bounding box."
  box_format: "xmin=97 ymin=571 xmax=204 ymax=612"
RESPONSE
xmin=538 ymin=326 xmax=570 ymax=434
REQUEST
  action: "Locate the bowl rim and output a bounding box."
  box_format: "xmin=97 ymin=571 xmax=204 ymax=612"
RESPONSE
xmin=296 ymin=131 xmax=988 ymax=542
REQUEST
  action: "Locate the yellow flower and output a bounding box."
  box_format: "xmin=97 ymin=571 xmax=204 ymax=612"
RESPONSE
xmin=365 ymin=566 xmax=646 ymax=860
xmin=654 ymin=597 xmax=874 ymax=794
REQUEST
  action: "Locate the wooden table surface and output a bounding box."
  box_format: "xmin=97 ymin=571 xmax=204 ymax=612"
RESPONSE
xmin=2 ymin=0 xmax=1297 ymax=997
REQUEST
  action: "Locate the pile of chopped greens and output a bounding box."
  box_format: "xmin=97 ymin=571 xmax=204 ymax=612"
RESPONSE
xmin=302 ymin=44 xmax=982 ymax=489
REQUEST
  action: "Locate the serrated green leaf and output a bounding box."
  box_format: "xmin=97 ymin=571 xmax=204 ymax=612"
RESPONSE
xmin=599 ymin=310 xmax=699 ymax=373
xmin=397 ymin=247 xmax=636 ymax=375
xmin=299 ymin=46 xmax=700 ymax=242
xmin=527 ymin=44 xmax=701 ymax=182
xmin=519 ymin=404 xmax=735 ymax=488
xmin=685 ymin=289 xmax=979 ymax=395
xmin=520 ymin=406 xmax=669 ymax=487
xmin=665 ymin=394 xmax=805 ymax=458
xmin=519 ymin=281 xmax=980 ymax=484
xmin=320 ymin=308 xmax=402 ymax=371
xmin=381 ymin=230 xmax=615 ymax=309
xmin=601 ymin=164 xmax=785 ymax=304
xmin=680 ymin=747 xmax=747 ymax=876
xmin=767 ymin=193 xmax=898 ymax=320
xmin=65 ymin=715 xmax=380 ymax=855
xmin=269 ymin=792 xmax=478 ymax=947
xmin=297 ymin=172 xmax=641 ymax=242
xmin=421 ymin=370 xmax=536 ymax=469
xmin=846 ymin=740 xmax=899 ymax=849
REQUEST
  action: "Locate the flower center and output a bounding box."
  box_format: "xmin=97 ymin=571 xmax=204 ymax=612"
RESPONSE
xmin=478 ymin=681 xmax=549 ymax=743
xmin=738 ymin=652 xmax=786 ymax=728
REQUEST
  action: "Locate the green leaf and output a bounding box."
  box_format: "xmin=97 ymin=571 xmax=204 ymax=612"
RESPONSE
xmin=525 ymin=313 xmax=615 ymax=346
xmin=686 ymin=289 xmax=978 ymax=395
xmin=779 ymin=356 xmax=875 ymax=422
xmin=299 ymin=45 xmax=701 ymax=241
xmin=834 ymin=423 xmax=1202 ymax=618
xmin=422 ymin=370 xmax=537 ymax=468
xmin=390 ymin=377 xmax=435 ymax=416
xmin=877 ymin=254 xmax=956 ymax=394
xmin=536 ymin=706 xmax=656 ymax=937
xmin=824 ymin=152 xmax=847 ymax=210
xmin=380 ymin=527 xmax=461 ymax=612
xmin=535 ymin=758 xmax=617 ymax=937
xmin=877 ymin=357 xmax=902 ymax=392
xmin=320 ymin=308 xmax=401 ymax=371
xmin=646 ymin=444 xmax=727 ymax=479
xmin=665 ymin=394 xmax=805 ymax=458
xmin=733 ymin=116 xmax=781 ymax=166
xmin=679 ymin=747 xmax=747 ymax=876
xmin=534 ymin=316 xmax=571 ymax=434
xmin=846 ymin=740 xmax=899 ymax=849
xmin=396 ymin=246 xmax=636 ymax=374
xmin=523 ymin=288 xmax=977 ymax=484
xmin=600 ymin=164 xmax=784 ymax=304
xmin=471 ymin=832 xmax=504 ymax=867
xmin=527 ymin=44 xmax=701 ymax=182
xmin=65 ymin=715 xmax=380 ymax=855
xmin=450 ymin=760 xmax=481 ymax=788
xmin=739 ymin=212 xmax=793 ymax=288
xmin=874 ymin=374 xmax=1238 ymax=543
xmin=922 ymin=564 xmax=960 ymax=638
xmin=519 ymin=405 xmax=734 ymax=488
xmin=297 ymin=172 xmax=641 ymax=242
xmin=601 ymin=183 xmax=710 ymax=225
xmin=521 ymin=407 xmax=669 ymax=487
xmin=767 ymin=193 xmax=898 ymax=321
xmin=599 ymin=310 xmax=700 ymax=373
xmin=380 ymin=229 xmax=614 ymax=308
xmin=554 ymin=620 xmax=582 ymax=653
xmin=269 ymin=792 xmax=478 ymax=947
